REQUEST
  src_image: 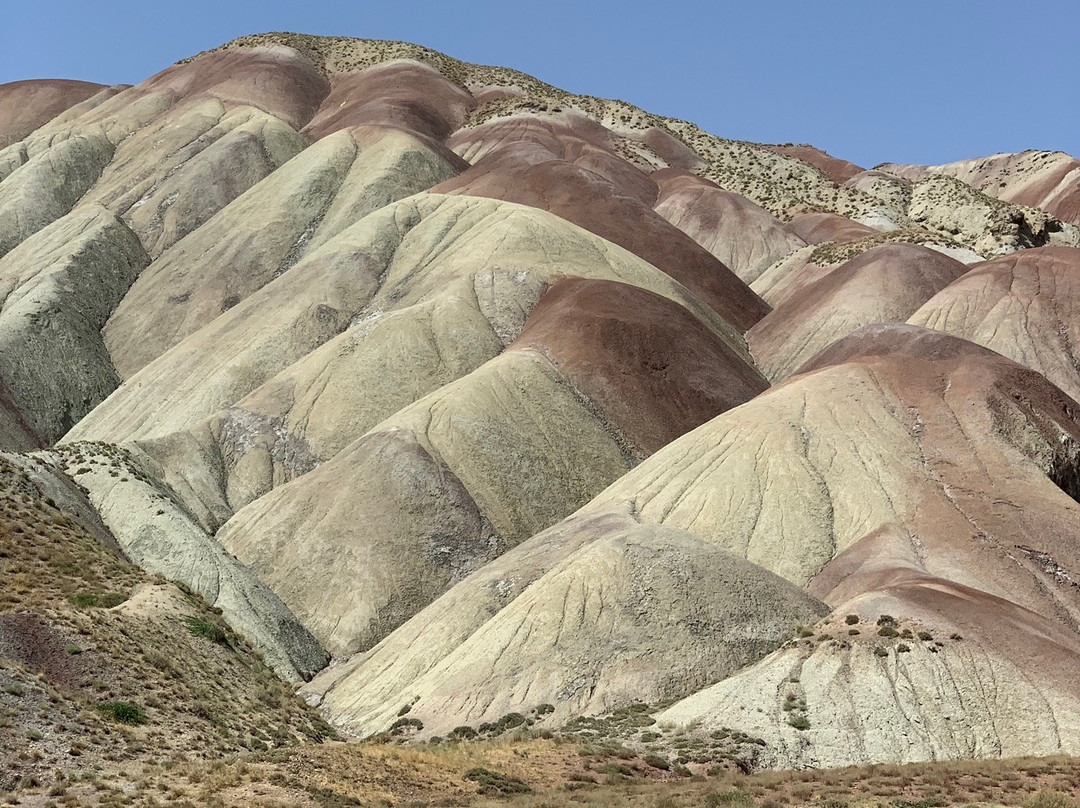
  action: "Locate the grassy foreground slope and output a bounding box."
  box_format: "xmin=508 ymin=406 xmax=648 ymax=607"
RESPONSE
xmin=10 ymin=736 xmax=1080 ymax=807
xmin=0 ymin=453 xmax=334 ymax=795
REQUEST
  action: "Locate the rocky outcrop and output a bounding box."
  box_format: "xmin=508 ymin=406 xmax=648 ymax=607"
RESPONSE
xmin=0 ymin=205 xmax=148 ymax=443
xmin=881 ymin=150 xmax=1080 ymax=228
xmin=44 ymin=443 xmax=328 ymax=682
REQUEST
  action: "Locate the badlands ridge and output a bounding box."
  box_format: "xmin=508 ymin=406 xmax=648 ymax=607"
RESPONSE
xmin=4 ymin=32 xmax=1080 ymax=787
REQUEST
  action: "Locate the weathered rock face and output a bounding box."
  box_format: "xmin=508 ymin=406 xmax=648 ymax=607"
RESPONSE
xmin=67 ymin=193 xmax=745 ymax=451
xmin=588 ymin=325 xmax=1080 ymax=617
xmin=0 ymin=132 xmax=116 ymax=257
xmin=213 ymin=273 xmax=765 ymax=657
xmin=882 ymin=150 xmax=1080 ymax=228
xmin=658 ymin=580 xmax=1080 ymax=768
xmin=433 ymin=141 xmax=769 ymax=331
xmin=6 ymin=31 xmax=1080 ymax=772
xmin=102 ymin=126 xmax=461 ymax=379
xmin=0 ymin=205 xmax=148 ymax=443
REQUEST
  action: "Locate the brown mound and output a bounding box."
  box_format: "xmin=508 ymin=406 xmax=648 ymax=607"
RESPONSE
xmin=652 ymin=169 xmax=805 ymax=282
xmin=0 ymin=79 xmax=107 ymax=148
xmin=793 ymin=321 xmax=1011 ymax=377
xmin=0 ymin=612 xmax=92 ymax=692
xmin=136 ymin=46 xmax=330 ymax=129
xmin=510 ymin=278 xmax=768 ymax=454
xmin=449 ymin=110 xmax=628 ymax=165
xmin=302 ymin=60 xmax=475 ymax=145
xmin=909 ymin=246 xmax=1080 ymax=401
xmin=435 ymin=143 xmax=769 ymax=330
xmin=765 ymin=144 xmax=863 ymax=184
xmin=747 ymin=243 xmax=968 ymax=380
xmin=788 ymin=211 xmax=877 ymax=244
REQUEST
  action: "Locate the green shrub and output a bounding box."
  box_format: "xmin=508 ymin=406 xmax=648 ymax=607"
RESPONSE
xmin=464 ymin=767 xmax=530 ymax=795
xmin=389 ymin=717 xmax=423 ymax=735
xmin=877 ymin=614 xmax=897 ymax=627
xmin=643 ymin=754 xmax=671 ymax=770
xmin=878 ymin=626 xmax=899 ymax=638
xmin=845 ymin=614 xmax=860 ymax=625
xmin=873 ymin=646 xmax=889 ymax=657
xmin=185 ymin=616 xmax=226 ymax=643
xmin=478 ymin=711 xmax=526 ymax=736
xmin=97 ymin=701 xmax=147 ymax=725
xmin=448 ymin=725 xmax=477 ymax=740
xmin=788 ymin=714 xmax=810 ymax=730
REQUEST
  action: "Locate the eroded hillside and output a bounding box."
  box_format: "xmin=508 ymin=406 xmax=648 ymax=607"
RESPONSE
xmin=4 ymin=30 xmax=1080 ymax=800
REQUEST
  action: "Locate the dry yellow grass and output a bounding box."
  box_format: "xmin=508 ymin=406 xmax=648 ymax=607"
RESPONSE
xmin=17 ymin=737 xmax=1080 ymax=808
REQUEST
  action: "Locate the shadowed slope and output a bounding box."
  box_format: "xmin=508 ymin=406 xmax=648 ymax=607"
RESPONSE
xmin=0 ymin=205 xmax=149 ymax=443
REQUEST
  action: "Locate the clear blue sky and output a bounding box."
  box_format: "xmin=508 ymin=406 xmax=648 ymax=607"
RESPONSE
xmin=2 ymin=0 xmax=1077 ymax=168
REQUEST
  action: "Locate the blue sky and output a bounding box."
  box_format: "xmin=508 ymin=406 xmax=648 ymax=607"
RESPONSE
xmin=3 ymin=0 xmax=1077 ymax=168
